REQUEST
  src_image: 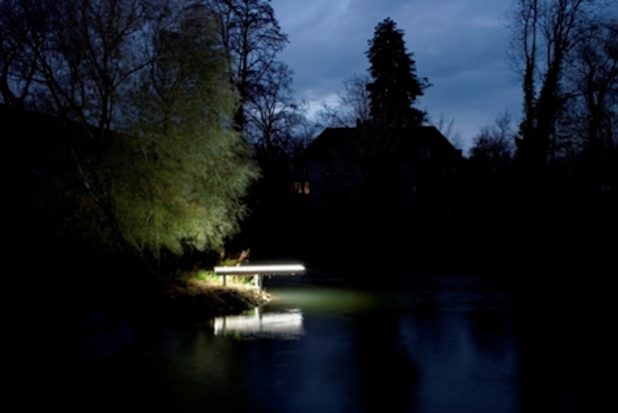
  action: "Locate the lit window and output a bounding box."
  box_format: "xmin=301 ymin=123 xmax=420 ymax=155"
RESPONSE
xmin=292 ymin=181 xmax=311 ymax=195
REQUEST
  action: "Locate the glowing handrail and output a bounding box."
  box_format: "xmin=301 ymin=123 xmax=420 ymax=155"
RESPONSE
xmin=213 ymin=264 xmax=305 ymax=274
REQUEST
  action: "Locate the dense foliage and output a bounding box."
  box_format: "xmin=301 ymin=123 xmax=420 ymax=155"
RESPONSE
xmin=113 ymin=7 xmax=257 ymax=255
xmin=0 ymin=1 xmax=257 ymax=258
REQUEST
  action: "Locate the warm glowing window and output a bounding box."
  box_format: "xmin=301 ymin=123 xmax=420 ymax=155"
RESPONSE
xmin=293 ymin=181 xmax=310 ymax=195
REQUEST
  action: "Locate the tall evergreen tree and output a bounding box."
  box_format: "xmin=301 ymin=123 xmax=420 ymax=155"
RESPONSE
xmin=366 ymin=18 xmax=429 ymax=128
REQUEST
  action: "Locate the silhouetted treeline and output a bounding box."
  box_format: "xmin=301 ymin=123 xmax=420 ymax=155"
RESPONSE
xmin=2 ymin=5 xmax=615 ymax=281
xmin=235 ymin=10 xmax=617 ymax=277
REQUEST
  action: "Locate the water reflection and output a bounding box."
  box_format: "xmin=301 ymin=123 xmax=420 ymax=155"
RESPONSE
xmin=354 ymin=311 xmax=419 ymax=412
xmin=214 ymin=308 xmax=304 ymax=339
xmin=64 ymin=282 xmax=574 ymax=412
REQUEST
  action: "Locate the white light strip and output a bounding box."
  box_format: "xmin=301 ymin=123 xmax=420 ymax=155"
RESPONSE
xmin=214 ymin=264 xmax=305 ymax=274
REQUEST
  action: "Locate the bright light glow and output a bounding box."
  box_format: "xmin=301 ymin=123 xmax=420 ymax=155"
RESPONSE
xmin=214 ymin=309 xmax=304 ymax=338
xmin=214 ymin=264 xmax=305 ymax=274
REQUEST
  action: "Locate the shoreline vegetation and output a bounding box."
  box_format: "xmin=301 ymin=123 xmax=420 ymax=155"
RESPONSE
xmin=30 ymin=266 xmax=273 ymax=322
xmin=156 ymin=276 xmax=271 ymax=319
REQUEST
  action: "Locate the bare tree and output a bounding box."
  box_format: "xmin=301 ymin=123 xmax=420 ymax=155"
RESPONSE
xmin=210 ymin=0 xmax=288 ymax=138
xmin=0 ymin=0 xmax=157 ymax=138
xmin=315 ymin=74 xmax=371 ymax=128
xmin=470 ymin=112 xmax=515 ymax=174
xmin=244 ymin=62 xmax=303 ymax=151
xmin=510 ymin=0 xmax=538 ymax=153
xmin=0 ymin=0 xmax=37 ymax=107
xmin=340 ymin=74 xmax=372 ymax=125
xmin=510 ymin=0 xmax=601 ymax=168
xmin=0 ymin=0 xmax=166 ymax=250
xmin=430 ymin=113 xmax=463 ymax=150
xmin=563 ymin=18 xmax=618 ymax=155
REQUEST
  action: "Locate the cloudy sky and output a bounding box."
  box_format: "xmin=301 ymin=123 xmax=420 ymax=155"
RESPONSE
xmin=270 ymin=0 xmax=522 ymax=150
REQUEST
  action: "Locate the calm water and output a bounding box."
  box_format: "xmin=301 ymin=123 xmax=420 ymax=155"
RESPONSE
xmin=26 ymin=275 xmax=611 ymax=412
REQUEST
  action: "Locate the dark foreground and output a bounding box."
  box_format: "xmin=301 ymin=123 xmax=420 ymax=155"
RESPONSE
xmin=9 ymin=272 xmax=611 ymax=413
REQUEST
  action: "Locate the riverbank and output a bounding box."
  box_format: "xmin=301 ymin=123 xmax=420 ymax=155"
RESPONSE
xmin=14 ymin=266 xmax=271 ymax=325
xmin=156 ymin=277 xmax=270 ymax=319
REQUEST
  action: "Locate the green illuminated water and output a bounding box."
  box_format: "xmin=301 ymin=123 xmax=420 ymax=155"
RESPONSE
xmin=28 ymin=275 xmax=611 ymax=413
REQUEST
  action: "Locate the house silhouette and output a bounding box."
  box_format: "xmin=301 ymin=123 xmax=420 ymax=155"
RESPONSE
xmin=296 ymin=124 xmax=464 ymax=212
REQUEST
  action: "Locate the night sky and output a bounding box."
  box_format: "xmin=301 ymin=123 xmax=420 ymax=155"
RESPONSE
xmin=271 ymin=0 xmax=522 ymax=150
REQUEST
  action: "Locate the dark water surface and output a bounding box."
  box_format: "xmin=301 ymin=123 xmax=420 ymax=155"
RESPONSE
xmin=22 ymin=274 xmax=611 ymax=412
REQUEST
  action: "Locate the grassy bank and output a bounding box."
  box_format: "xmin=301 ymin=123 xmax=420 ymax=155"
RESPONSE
xmin=156 ymin=277 xmax=270 ymax=319
xmin=17 ymin=262 xmax=271 ymax=323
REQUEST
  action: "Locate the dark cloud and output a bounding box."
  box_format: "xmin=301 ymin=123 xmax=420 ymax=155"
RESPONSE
xmin=271 ymin=0 xmax=521 ymax=149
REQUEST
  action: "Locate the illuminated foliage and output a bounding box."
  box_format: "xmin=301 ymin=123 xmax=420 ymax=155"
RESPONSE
xmin=111 ymin=5 xmax=258 ymax=256
xmin=1 ymin=1 xmax=258 ymax=258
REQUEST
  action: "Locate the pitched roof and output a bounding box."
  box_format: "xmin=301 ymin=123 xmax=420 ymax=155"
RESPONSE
xmin=306 ymin=125 xmax=461 ymax=161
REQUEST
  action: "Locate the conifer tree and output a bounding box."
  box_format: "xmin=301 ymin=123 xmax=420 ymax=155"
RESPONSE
xmin=366 ymin=18 xmax=429 ymax=128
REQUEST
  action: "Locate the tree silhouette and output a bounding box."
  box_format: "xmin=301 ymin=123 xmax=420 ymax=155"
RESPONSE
xmin=509 ymin=0 xmax=613 ymax=169
xmin=0 ymin=0 xmax=152 ymax=137
xmin=564 ymin=19 xmax=618 ymax=158
xmin=211 ymin=0 xmax=293 ymax=144
xmin=366 ymin=18 xmax=429 ymax=128
xmin=470 ymin=113 xmax=515 ymax=175
xmin=316 ymin=74 xmax=371 ymax=128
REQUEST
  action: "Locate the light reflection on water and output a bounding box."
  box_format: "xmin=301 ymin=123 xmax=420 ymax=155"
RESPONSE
xmin=213 ymin=307 xmax=304 ymax=339
xmin=47 ymin=279 xmax=612 ymax=413
xmin=65 ymin=284 xmax=519 ymax=413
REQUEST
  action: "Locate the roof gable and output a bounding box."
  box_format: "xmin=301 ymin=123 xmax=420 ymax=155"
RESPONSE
xmin=306 ymin=125 xmax=461 ymax=161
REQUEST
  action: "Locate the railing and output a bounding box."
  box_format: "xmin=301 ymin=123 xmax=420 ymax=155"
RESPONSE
xmin=213 ymin=264 xmax=305 ymax=289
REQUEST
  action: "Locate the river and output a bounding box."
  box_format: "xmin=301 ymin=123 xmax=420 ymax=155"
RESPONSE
xmin=22 ymin=274 xmax=611 ymax=412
